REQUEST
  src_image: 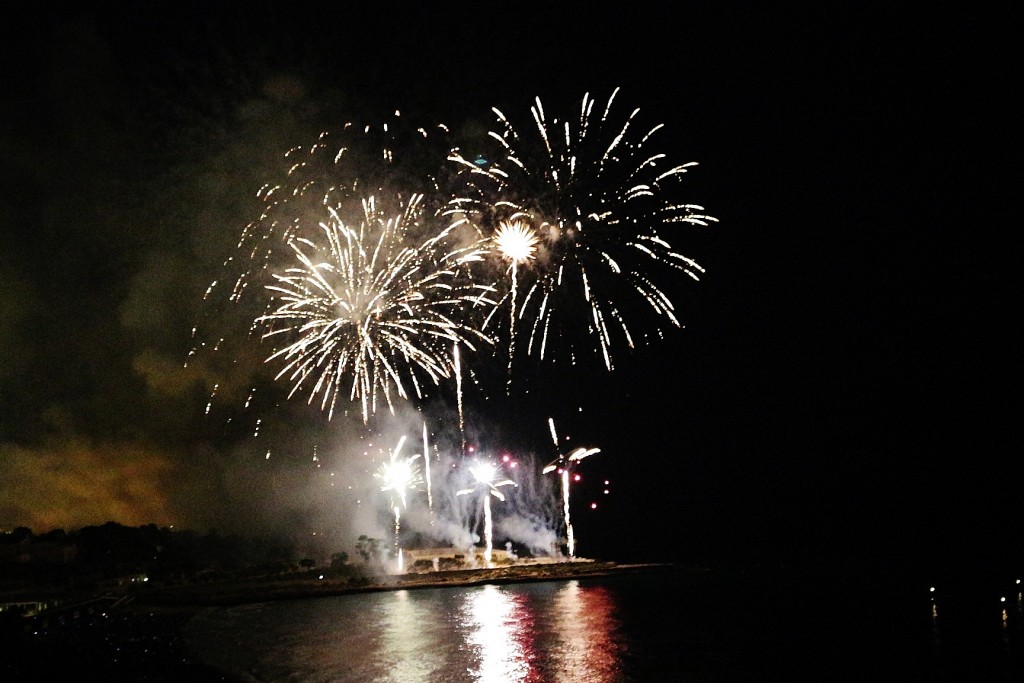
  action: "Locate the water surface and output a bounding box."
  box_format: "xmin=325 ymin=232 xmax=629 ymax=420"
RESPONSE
xmin=185 ymin=567 xmax=1024 ymax=681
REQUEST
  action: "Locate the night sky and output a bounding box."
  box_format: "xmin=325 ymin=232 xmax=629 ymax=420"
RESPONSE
xmin=1 ymin=4 xmax=1015 ymax=569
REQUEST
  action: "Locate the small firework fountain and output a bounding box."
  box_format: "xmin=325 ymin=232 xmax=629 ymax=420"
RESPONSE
xmin=374 ymin=435 xmax=423 ymax=572
xmin=457 ymin=461 xmax=517 ymax=566
xmin=544 ymin=418 xmax=600 ymax=558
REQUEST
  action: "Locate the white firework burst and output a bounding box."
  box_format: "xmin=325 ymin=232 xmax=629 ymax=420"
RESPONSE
xmin=258 ymin=193 xmax=495 ymax=421
xmin=448 ymin=89 xmax=716 ymax=371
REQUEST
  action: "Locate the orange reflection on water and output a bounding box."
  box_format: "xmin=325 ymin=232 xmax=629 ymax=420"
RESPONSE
xmin=462 ymin=584 xmax=539 ymax=682
xmin=550 ymin=580 xmax=623 ymax=682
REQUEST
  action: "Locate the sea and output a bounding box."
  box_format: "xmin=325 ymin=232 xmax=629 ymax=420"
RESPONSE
xmin=183 ymin=564 xmax=1024 ymax=682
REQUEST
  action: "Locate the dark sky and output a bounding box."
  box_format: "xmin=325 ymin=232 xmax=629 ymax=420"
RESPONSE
xmin=0 ymin=4 xmax=1015 ymax=568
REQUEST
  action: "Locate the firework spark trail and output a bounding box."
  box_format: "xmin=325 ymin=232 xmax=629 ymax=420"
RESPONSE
xmin=544 ymin=418 xmax=600 ymax=558
xmin=453 ymin=342 xmax=467 ymax=454
xmin=257 ymin=194 xmax=496 ymax=422
xmin=422 ymin=420 xmax=433 ymax=512
xmin=561 ymin=468 xmax=572 ymax=557
xmin=457 ymin=461 xmax=516 ymax=566
xmin=447 ymin=89 xmax=716 ymax=371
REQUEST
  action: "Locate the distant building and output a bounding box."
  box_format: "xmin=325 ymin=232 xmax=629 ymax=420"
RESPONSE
xmin=402 ymin=547 xmax=514 ymax=572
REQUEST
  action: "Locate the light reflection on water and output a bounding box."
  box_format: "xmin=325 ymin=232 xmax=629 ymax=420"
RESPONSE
xmin=184 ymin=569 xmax=1024 ymax=681
xmin=461 ymin=584 xmax=532 ymax=682
xmin=379 ymin=589 xmax=447 ymax=682
xmin=550 ymin=581 xmax=620 ymax=681
xmin=186 ymin=579 xmax=628 ymax=682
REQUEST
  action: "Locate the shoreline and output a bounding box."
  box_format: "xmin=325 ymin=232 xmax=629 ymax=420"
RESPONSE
xmin=132 ymin=558 xmax=679 ymax=608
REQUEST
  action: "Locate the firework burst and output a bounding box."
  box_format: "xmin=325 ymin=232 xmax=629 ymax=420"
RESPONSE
xmin=544 ymin=418 xmax=600 ymax=558
xmin=493 ymin=219 xmax=540 ymax=265
xmin=492 ymin=218 xmax=539 ymax=384
xmin=374 ymin=435 xmax=423 ymax=572
xmin=257 ymin=193 xmax=495 ymax=421
xmin=448 ymin=89 xmax=716 ymax=371
xmin=200 ymin=112 xmax=457 ymax=321
xmin=457 ymin=461 xmax=517 ymax=565
xmin=374 ymin=435 xmax=423 ymax=511
xmin=189 ymin=113 xmax=459 ymax=422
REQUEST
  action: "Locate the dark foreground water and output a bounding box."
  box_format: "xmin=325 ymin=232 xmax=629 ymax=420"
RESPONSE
xmin=184 ymin=565 xmax=1024 ymax=682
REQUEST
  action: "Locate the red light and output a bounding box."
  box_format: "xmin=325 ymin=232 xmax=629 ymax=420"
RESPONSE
xmin=502 ymin=454 xmax=510 ymax=462
xmin=591 ymin=503 xmax=597 ymax=509
xmin=574 ymin=474 xmax=581 ymax=482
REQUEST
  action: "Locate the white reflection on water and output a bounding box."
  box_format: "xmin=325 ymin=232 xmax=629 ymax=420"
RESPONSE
xmin=379 ymin=589 xmax=446 ymax=681
xmin=461 ymin=585 xmax=533 ymax=682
